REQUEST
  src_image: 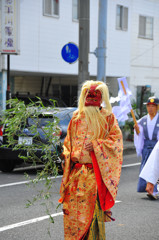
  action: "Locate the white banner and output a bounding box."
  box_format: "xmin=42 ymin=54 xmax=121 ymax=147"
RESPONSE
xmin=1 ymin=0 xmax=20 ymax=54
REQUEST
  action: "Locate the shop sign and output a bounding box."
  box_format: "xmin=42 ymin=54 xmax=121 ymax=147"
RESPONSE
xmin=1 ymin=0 xmax=20 ymax=54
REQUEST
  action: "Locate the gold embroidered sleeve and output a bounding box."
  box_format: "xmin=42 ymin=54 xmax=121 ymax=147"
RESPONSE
xmin=92 ymin=113 xmax=123 ymax=202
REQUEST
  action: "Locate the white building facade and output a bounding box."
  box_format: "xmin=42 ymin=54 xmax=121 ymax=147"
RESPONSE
xmin=130 ymin=0 xmax=159 ymax=100
xmin=0 ymin=0 xmax=159 ymax=111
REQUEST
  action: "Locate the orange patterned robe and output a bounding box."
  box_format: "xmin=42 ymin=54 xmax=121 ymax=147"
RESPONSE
xmin=59 ymin=109 xmax=123 ymax=239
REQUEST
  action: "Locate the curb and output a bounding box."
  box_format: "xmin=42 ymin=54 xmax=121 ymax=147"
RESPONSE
xmin=123 ymin=141 xmax=136 ymax=155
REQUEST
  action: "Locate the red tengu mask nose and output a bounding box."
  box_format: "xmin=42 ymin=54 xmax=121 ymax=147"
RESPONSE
xmin=85 ymin=85 xmax=102 ymax=107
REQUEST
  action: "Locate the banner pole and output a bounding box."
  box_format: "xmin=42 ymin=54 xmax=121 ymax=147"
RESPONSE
xmin=120 ymin=81 xmax=140 ymax=134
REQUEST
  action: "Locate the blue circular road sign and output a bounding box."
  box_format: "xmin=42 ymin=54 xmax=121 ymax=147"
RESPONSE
xmin=61 ymin=42 xmax=79 ymax=64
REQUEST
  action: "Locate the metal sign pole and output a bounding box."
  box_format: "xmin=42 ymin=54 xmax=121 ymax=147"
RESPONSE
xmin=97 ymin=0 xmax=107 ymax=83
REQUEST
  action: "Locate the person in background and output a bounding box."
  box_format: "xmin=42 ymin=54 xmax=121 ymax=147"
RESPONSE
xmin=59 ymin=80 xmax=123 ymax=239
xmin=134 ymin=96 xmax=159 ymax=199
xmin=139 ymin=140 xmax=159 ymax=198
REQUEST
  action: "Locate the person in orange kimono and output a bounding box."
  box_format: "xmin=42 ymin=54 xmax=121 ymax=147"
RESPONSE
xmin=59 ymin=80 xmax=123 ymax=240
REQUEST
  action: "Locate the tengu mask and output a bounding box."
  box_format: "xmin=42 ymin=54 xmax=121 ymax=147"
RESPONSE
xmin=85 ymin=85 xmax=102 ymax=107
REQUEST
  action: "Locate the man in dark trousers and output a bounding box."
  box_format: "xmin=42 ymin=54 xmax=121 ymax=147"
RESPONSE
xmin=134 ymin=96 xmax=159 ymax=199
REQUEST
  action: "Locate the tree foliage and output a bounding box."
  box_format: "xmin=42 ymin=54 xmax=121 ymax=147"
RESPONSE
xmin=1 ymin=97 xmax=62 ymax=228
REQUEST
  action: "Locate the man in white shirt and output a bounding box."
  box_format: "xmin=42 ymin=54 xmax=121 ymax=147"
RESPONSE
xmin=134 ymin=96 xmax=159 ymax=199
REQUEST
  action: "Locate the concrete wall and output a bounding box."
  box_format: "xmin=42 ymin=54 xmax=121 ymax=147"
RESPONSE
xmin=130 ymin=0 xmax=159 ymax=99
xmin=2 ymin=0 xmax=131 ymax=79
xmin=106 ymin=0 xmax=131 ymax=77
xmin=2 ymin=0 xmax=78 ymax=75
xmin=1 ymin=0 xmax=159 ymax=109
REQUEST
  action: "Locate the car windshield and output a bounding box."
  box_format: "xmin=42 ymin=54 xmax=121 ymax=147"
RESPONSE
xmin=27 ymin=116 xmax=54 ymax=127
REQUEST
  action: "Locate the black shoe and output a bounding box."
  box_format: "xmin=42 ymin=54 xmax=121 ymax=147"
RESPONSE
xmin=147 ymin=193 xmax=158 ymax=200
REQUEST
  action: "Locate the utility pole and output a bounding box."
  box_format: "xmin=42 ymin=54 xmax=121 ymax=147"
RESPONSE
xmin=7 ymin=55 xmax=11 ymax=100
xmin=96 ymin=0 xmax=107 ymax=83
xmin=78 ymin=0 xmax=90 ymax=98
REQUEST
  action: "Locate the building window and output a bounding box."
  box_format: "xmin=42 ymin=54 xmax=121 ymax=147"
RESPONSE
xmin=52 ymin=84 xmax=77 ymax=107
xmin=72 ymin=0 xmax=78 ymax=21
xmin=139 ymin=15 xmax=153 ymax=39
xmin=116 ymin=5 xmax=128 ymax=31
xmin=43 ymin=0 xmax=59 ymax=17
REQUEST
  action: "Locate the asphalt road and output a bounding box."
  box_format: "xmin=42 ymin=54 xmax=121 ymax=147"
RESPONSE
xmin=0 ymin=153 xmax=159 ymax=240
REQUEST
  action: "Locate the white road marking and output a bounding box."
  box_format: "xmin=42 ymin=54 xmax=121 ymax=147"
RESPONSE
xmin=122 ymin=162 xmax=141 ymax=168
xmin=0 ymin=201 xmax=121 ymax=232
xmin=0 ymin=165 xmax=125 ymax=232
xmin=0 ymin=175 xmax=62 ymax=188
xmin=0 ymin=162 xmax=141 ymax=188
xmin=0 ymin=160 xmax=137 ymax=231
xmin=0 ymin=212 xmax=63 ymax=232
